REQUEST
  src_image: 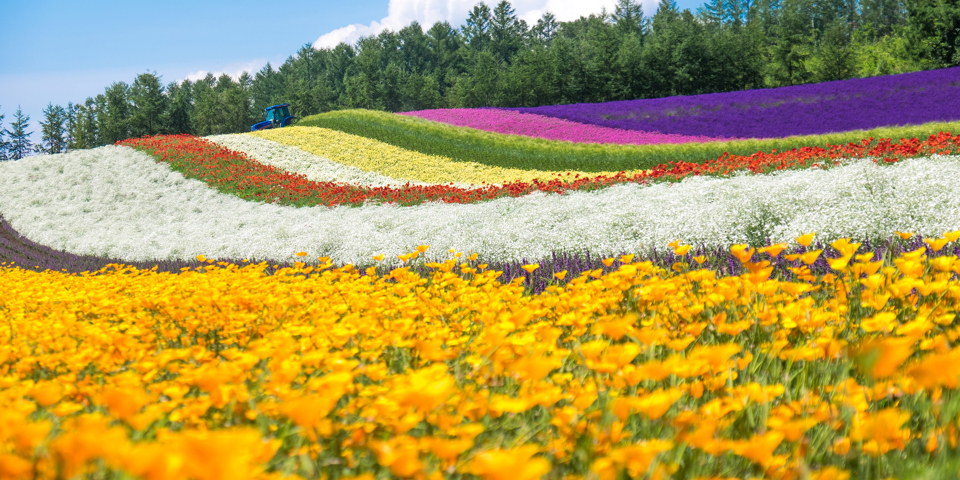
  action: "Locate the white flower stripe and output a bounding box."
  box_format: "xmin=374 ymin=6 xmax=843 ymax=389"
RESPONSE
xmin=1 ymin=146 xmax=958 ymax=265
xmin=204 ymin=134 xmax=458 ymax=188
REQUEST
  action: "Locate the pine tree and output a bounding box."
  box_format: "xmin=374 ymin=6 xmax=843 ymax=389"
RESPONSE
xmin=490 ymin=1 xmax=523 ymax=63
xmin=36 ymin=103 xmax=69 ymax=154
xmin=701 ymin=0 xmax=727 ymax=25
xmin=532 ymin=12 xmax=560 ymax=45
xmin=70 ymin=97 xmax=99 ymax=149
xmin=217 ymin=73 xmax=252 ymax=133
xmin=129 ymin=72 xmax=167 ymax=137
xmin=165 ymin=81 xmax=194 ymax=135
xmin=192 ymin=74 xmax=221 ymax=136
xmin=614 ymin=0 xmax=645 ymax=36
xmin=6 ymin=106 xmax=33 ymax=160
xmin=98 ymin=82 xmax=131 ymax=144
xmin=861 ymin=0 xmax=906 ymax=38
xmin=425 ymin=22 xmax=463 ymax=93
xmin=815 ymin=20 xmax=856 ymax=81
xmin=463 ymin=3 xmax=493 ymax=53
xmin=0 ymin=106 xmax=7 ymax=161
xmin=399 ymin=21 xmax=430 ymax=75
xmin=64 ymin=102 xmax=77 ymax=150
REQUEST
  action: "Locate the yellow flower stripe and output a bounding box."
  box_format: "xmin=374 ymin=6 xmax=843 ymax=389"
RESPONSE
xmin=2 ymin=238 xmax=960 ymax=478
xmin=251 ymin=126 xmax=647 ymax=186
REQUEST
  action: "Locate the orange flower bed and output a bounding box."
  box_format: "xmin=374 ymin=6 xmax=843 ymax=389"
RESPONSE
xmin=1 ymin=233 xmax=960 ymax=479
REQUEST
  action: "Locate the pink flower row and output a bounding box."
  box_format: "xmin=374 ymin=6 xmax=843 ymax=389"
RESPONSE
xmin=401 ymin=108 xmax=729 ymax=145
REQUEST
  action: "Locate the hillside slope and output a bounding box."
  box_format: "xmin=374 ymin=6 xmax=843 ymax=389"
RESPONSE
xmin=303 ymin=109 xmax=960 ymax=172
xmin=2 ymin=145 xmax=960 ymax=264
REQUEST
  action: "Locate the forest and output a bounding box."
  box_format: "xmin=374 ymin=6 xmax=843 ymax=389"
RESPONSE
xmin=0 ymin=0 xmax=957 ymax=159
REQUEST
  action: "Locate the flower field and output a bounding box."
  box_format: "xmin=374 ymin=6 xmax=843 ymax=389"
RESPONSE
xmin=4 ymin=233 xmax=960 ymax=479
xmin=509 ymin=66 xmax=960 ymax=138
xmin=247 ymin=126 xmax=647 ymax=185
xmin=305 ymin=109 xmax=960 ymax=172
xmin=207 ymin=134 xmax=441 ymax=188
xmin=400 ymin=109 xmax=727 ymax=145
xmin=4 ymin=69 xmax=960 ymax=479
xmin=0 ymin=133 xmax=958 ymax=264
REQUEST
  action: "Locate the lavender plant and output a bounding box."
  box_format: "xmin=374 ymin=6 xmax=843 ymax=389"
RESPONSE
xmin=509 ymin=67 xmax=960 ymax=138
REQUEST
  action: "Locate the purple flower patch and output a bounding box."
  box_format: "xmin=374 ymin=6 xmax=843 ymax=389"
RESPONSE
xmin=504 ymin=67 xmax=960 ymax=139
xmin=401 ymin=108 xmax=728 ymax=144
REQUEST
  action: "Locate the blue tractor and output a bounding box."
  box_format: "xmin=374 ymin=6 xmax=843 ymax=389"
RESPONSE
xmin=251 ymin=104 xmax=297 ymax=131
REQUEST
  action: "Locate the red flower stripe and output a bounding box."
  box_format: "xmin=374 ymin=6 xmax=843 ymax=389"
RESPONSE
xmin=118 ymin=132 xmax=960 ymax=208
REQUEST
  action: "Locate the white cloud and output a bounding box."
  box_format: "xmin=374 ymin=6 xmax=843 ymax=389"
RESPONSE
xmin=313 ymin=0 xmax=659 ymax=50
xmin=183 ymin=59 xmax=270 ymax=83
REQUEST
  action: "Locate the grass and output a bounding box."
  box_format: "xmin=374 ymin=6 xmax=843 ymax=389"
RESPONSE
xmin=300 ymin=109 xmax=960 ymax=172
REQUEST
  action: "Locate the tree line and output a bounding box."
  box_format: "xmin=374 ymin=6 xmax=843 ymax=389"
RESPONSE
xmin=2 ymin=0 xmax=957 ymax=159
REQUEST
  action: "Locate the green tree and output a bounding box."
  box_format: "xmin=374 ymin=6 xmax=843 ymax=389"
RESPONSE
xmin=328 ymin=43 xmax=358 ymax=105
xmin=698 ymin=4 xmax=765 ymax=92
xmin=282 ymin=45 xmax=337 ymax=117
xmin=851 ymin=25 xmax=922 ymax=76
xmin=499 ymin=43 xmax=559 ymax=106
xmin=701 ymin=0 xmax=727 ymax=25
xmin=861 ymin=0 xmax=907 ymax=38
xmin=5 ymin=106 xmax=33 ymax=160
xmin=0 ymin=106 xmax=7 ymax=161
xmin=191 ymin=74 xmax=219 ymax=136
xmin=220 ymin=73 xmax=254 ymax=133
xmin=903 ymin=0 xmax=960 ymax=67
xmin=614 ymin=31 xmax=649 ymax=99
xmin=577 ymin=14 xmax=622 ymax=102
xmin=643 ymin=1 xmax=711 ymax=96
xmin=251 ymin=63 xmax=285 ymax=114
xmin=764 ymin=0 xmax=817 ymax=86
xmin=400 ymin=72 xmax=443 ymax=110
xmin=68 ymin=97 xmax=98 ymax=150
xmin=379 ymin=63 xmax=404 ymax=112
xmin=64 ymin=102 xmax=77 ymax=150
xmin=447 ymin=50 xmax=501 ymax=107
xmin=165 ymin=81 xmax=194 ymax=135
xmin=194 ymin=74 xmax=252 ymax=135
xmin=549 ymin=34 xmax=586 ymax=103
xmin=399 ymin=21 xmax=430 ymax=75
xmin=36 ymin=103 xmax=69 ymax=154
xmin=129 ymin=72 xmax=167 ymax=137
xmin=751 ymin=0 xmax=783 ymax=35
xmin=462 ymin=3 xmax=493 ymax=53
xmin=813 ymin=20 xmax=857 ymax=81
xmin=490 ymin=1 xmax=524 ymax=64
xmin=345 ymin=36 xmax=387 ymax=109
xmin=426 ymin=21 xmax=464 ymax=94
xmin=532 ymin=12 xmax=560 ymax=45
xmin=98 ymin=82 xmax=131 ymax=144
xmin=614 ymin=0 xmax=646 ymax=37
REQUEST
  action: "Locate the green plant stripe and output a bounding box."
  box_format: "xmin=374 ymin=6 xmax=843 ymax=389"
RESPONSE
xmin=300 ymin=109 xmax=960 ymax=173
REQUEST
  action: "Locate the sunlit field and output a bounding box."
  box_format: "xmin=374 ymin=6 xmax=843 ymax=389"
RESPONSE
xmin=3 ymin=68 xmax=960 ymax=479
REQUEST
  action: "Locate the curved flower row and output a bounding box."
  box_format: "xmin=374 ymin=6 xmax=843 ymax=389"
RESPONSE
xmin=1 ymin=140 xmax=959 ymax=264
xmin=400 ymin=108 xmax=730 ymax=145
xmin=2 ymin=236 xmax=960 ymax=479
xmin=206 ymin=134 xmax=441 ymax=188
xmin=119 ymin=132 xmax=960 ymax=209
xmin=510 ymin=66 xmax=960 ymax=138
xmin=250 ymin=126 xmax=648 ymax=185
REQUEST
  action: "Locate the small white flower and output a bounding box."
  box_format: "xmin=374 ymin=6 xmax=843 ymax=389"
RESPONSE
xmin=1 ymin=146 xmax=958 ymax=265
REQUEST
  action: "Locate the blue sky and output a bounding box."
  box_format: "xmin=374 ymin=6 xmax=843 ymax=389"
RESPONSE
xmin=0 ymin=0 xmax=705 ymax=142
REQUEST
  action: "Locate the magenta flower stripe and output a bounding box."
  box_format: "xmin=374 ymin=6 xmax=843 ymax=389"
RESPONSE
xmin=400 ymin=108 xmax=729 ymax=145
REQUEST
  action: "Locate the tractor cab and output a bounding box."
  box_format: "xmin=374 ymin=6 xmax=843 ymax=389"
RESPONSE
xmin=251 ymin=104 xmax=296 ymax=131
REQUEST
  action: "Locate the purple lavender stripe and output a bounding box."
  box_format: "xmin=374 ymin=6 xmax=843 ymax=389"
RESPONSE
xmin=506 ymin=67 xmax=960 ymax=139
xmin=3 ymin=216 xmax=955 ymax=296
